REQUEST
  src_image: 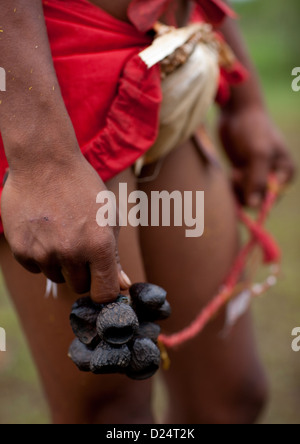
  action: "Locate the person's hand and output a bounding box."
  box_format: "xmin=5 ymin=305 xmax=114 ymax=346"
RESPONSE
xmin=1 ymin=146 xmax=131 ymax=304
xmin=219 ymin=106 xmax=296 ymax=208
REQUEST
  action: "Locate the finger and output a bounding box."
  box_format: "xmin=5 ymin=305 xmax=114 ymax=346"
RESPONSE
xmin=61 ymin=263 xmax=91 ymax=294
xmin=231 ymin=168 xmax=246 ymax=205
xmin=13 ymin=254 xmax=42 ymax=274
xmin=244 ymin=156 xmax=271 ymax=208
xmin=90 ymin=260 xmax=120 ymax=304
xmin=89 ymin=241 xmax=120 ymax=304
xmin=10 ymin=246 xmax=64 ymax=279
xmin=273 ymin=154 xmax=297 ymax=187
xmin=38 ymin=264 xmax=66 ymax=284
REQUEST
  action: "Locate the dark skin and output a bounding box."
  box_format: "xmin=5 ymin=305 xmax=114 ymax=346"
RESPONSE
xmin=93 ymin=0 xmax=295 ymax=205
xmin=0 ymin=0 xmax=295 ymax=307
xmin=90 ymin=1 xmax=295 ymax=177
xmin=0 ymin=0 xmax=296 ymax=424
xmin=0 ymin=0 xmax=131 ymax=303
xmin=219 ymin=18 xmax=295 ymax=207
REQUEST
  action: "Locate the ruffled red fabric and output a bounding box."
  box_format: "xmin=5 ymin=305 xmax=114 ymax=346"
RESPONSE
xmin=0 ymin=0 xmax=246 ymax=234
xmin=0 ymin=0 xmax=162 ymax=233
xmin=216 ymin=61 xmax=249 ymax=106
xmin=128 ymin=0 xmax=236 ymax=33
xmin=43 ymin=0 xmax=162 ymax=182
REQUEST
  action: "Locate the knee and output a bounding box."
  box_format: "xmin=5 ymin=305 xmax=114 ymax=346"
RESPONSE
xmin=226 ymin=374 xmax=269 ymax=424
xmin=50 ymin=378 xmax=154 ymax=424
xmin=168 ymin=373 xmax=269 ymax=425
xmin=206 ymin=372 xmax=269 ymax=424
xmin=180 ymin=372 xmax=269 ymax=425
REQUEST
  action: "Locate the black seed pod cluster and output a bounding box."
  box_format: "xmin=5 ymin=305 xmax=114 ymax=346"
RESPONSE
xmin=68 ymin=283 xmax=171 ymax=380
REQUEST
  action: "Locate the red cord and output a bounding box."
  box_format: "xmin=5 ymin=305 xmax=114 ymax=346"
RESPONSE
xmin=159 ymin=175 xmax=281 ymax=349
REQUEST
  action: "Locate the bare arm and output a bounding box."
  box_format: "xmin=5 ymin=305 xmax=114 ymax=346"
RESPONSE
xmin=0 ymin=0 xmax=129 ymax=302
xmin=0 ymin=1 xmax=78 ymax=168
xmin=220 ymin=17 xmax=265 ymax=113
xmin=218 ymin=16 xmax=295 ymax=207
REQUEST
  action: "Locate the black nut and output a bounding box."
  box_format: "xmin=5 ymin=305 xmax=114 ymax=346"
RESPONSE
xmin=135 ymin=322 xmax=161 ymax=343
xmin=130 ymin=283 xmax=167 ymax=311
xmin=96 ymin=302 xmax=139 ymax=346
xmin=126 ymin=338 xmax=161 ymax=381
xmin=135 ymin=300 xmax=172 ymax=322
xmin=70 ymin=297 xmax=101 ymax=347
xmin=68 ymin=338 xmax=93 ymax=372
xmin=69 ymin=284 xmax=170 ymax=378
xmin=90 ymin=341 xmax=131 ymax=375
xmin=150 ymin=300 xmax=172 ymax=321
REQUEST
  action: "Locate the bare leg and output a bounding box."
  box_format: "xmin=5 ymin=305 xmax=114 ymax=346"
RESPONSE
xmin=0 ymin=168 xmax=152 ymax=424
xmin=139 ymin=138 xmax=268 ymax=424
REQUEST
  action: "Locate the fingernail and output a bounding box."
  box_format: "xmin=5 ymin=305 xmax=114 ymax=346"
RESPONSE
xmin=120 ymin=270 xmax=132 ymax=288
xmin=249 ymin=193 xmax=261 ymax=208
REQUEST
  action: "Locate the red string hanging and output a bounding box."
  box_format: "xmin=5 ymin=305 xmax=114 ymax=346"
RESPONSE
xmin=159 ymin=175 xmax=282 ymax=350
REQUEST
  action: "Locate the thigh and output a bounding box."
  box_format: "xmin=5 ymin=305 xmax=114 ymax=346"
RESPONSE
xmin=0 ymin=167 xmax=152 ymax=424
xmin=139 ymin=138 xmax=267 ymax=424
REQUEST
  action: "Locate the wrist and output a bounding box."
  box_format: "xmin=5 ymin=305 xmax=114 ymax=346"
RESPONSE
xmin=220 ymin=73 xmax=266 ymax=115
xmin=220 ymin=94 xmax=266 ymax=116
xmin=3 ymin=111 xmax=83 ymax=175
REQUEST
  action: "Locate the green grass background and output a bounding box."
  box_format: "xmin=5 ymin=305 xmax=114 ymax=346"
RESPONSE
xmin=0 ymin=0 xmax=299 ymax=424
xmin=234 ymin=0 xmax=300 ymax=425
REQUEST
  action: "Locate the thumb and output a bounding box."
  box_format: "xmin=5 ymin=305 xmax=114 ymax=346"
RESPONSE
xmin=244 ymin=156 xmax=270 ymax=208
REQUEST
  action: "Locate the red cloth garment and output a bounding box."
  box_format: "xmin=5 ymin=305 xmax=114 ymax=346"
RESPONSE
xmin=0 ymin=0 xmax=163 ymax=233
xmin=0 ymin=0 xmax=164 ymax=184
xmin=216 ymin=61 xmax=249 ymax=106
xmin=128 ymin=0 xmax=236 ymax=33
xmin=43 ymin=0 xmax=162 ymax=182
xmin=0 ymin=0 xmax=246 ymax=234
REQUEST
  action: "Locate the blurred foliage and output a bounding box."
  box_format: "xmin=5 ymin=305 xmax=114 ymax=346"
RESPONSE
xmin=232 ymin=0 xmax=300 ymax=425
xmin=234 ymin=0 xmax=300 ymax=86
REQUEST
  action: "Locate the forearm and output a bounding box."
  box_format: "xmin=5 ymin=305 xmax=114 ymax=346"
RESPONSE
xmin=220 ymin=16 xmax=266 ymax=113
xmin=0 ymin=0 xmax=79 ymax=171
xmin=218 ymin=9 xmax=295 ymax=206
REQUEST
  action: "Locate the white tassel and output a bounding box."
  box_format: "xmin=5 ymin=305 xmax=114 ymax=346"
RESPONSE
xmin=224 ymin=290 xmax=251 ymax=330
xmin=45 ymin=279 xmax=58 ymax=299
